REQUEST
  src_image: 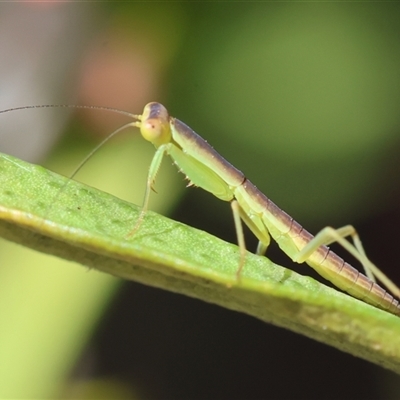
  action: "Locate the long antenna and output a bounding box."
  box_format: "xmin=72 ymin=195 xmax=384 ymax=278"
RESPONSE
xmin=0 ymin=104 xmax=140 ymax=120
xmin=0 ymin=103 xmax=143 ymax=220
xmin=69 ymin=121 xmax=139 ymax=181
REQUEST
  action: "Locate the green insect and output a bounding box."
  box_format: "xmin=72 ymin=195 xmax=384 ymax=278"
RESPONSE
xmin=2 ymin=102 xmax=399 ymax=315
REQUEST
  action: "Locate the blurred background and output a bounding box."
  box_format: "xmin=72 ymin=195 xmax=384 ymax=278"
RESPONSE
xmin=0 ymin=2 xmax=400 ymax=399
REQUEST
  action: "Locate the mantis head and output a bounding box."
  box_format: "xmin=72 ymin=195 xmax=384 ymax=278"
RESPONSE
xmin=139 ymin=102 xmax=172 ymax=147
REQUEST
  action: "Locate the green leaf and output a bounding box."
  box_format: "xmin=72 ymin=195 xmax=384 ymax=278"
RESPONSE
xmin=0 ymin=152 xmax=400 ymax=375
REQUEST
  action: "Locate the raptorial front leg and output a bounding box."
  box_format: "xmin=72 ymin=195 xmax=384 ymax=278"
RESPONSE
xmin=127 ymin=144 xmax=169 ymax=237
xmin=293 ymin=225 xmax=400 ymax=297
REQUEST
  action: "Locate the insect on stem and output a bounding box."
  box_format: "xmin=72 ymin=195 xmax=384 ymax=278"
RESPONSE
xmin=1 ymin=101 xmax=400 ymax=316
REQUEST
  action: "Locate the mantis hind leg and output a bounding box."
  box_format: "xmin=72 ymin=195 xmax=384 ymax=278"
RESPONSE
xmin=293 ymin=225 xmax=400 ymax=297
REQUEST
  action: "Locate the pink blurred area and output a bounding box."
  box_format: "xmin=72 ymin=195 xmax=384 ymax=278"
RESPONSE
xmin=0 ymin=3 xmax=166 ymax=159
xmin=76 ymin=32 xmax=160 ymax=136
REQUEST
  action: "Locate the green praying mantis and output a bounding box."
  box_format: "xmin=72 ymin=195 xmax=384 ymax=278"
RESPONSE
xmin=1 ymin=102 xmax=400 ymax=316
